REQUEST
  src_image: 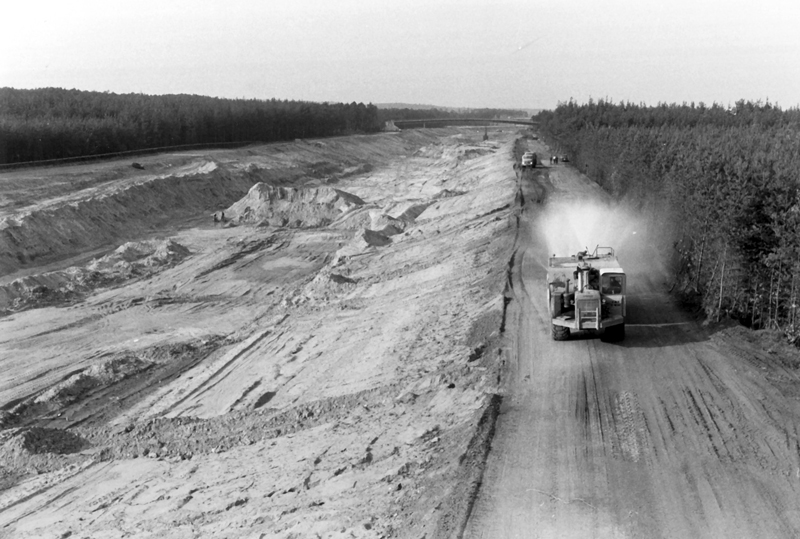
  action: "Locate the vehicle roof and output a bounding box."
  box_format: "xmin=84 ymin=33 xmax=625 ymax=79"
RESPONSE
xmin=548 ymin=254 xmax=623 ymax=271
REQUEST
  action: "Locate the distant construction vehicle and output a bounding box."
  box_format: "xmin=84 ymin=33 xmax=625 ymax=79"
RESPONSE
xmin=547 ymin=246 xmax=626 ymax=341
xmin=521 ymin=151 xmax=537 ymax=168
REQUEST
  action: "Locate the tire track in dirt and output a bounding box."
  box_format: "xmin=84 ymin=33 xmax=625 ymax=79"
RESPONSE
xmin=110 ymin=320 xmax=286 ymax=425
xmin=608 ymin=390 xmax=653 ymax=465
xmin=1 ymin=337 xmax=231 ymax=432
xmin=464 ymin=141 xmax=800 ymax=538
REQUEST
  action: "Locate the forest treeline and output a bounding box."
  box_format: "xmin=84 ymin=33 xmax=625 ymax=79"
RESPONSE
xmin=0 ymin=87 xmax=383 ymax=165
xmin=0 ymin=88 xmax=529 ymax=166
xmin=534 ymin=99 xmax=800 ymax=343
xmin=376 ymin=106 xmax=528 ymax=123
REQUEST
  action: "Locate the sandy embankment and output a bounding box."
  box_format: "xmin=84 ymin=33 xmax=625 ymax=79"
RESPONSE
xmin=0 ymin=128 xmax=522 ymax=538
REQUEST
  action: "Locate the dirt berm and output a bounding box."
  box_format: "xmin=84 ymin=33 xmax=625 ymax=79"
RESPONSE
xmin=227 ymin=183 xmax=366 ymax=227
xmin=0 ymin=131 xmax=432 ymax=277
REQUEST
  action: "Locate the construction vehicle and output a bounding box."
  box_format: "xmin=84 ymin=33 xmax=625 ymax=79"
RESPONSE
xmin=521 ymin=151 xmax=537 ymax=168
xmin=547 ymin=246 xmax=626 ymax=341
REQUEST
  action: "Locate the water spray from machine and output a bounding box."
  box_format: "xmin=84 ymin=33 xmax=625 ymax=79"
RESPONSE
xmin=537 ymin=198 xmax=661 ymax=274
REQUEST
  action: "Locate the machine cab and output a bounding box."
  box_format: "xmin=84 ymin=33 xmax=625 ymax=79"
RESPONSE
xmin=600 ymin=270 xmax=626 ymax=317
xmin=601 ymin=272 xmax=625 ymax=295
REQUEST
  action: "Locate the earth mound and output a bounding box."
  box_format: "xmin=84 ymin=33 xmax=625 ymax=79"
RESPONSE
xmin=369 ymin=210 xmax=407 ymax=236
xmin=0 ymin=427 xmax=88 ymax=458
xmin=333 ymin=200 xmax=434 ymax=233
xmin=0 ymin=238 xmax=191 ymax=313
xmin=331 ymin=228 xmax=393 ymax=266
xmin=226 ymin=183 xmax=366 ymax=227
xmin=0 ymin=428 xmax=91 ymax=490
xmin=0 ymin=160 xmax=253 ymax=275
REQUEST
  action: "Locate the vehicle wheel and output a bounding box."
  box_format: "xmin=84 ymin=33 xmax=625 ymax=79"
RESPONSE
xmin=601 ymin=323 xmax=625 ymax=342
xmin=552 ymin=324 xmax=570 ymax=341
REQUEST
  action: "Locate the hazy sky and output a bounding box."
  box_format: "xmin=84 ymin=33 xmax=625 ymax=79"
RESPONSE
xmin=3 ymin=0 xmax=799 ymax=109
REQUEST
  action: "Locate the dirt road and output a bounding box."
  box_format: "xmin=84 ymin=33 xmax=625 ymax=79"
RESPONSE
xmin=464 ymin=147 xmax=800 ymax=538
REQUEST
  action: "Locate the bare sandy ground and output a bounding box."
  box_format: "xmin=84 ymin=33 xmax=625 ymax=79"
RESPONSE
xmin=0 ymin=128 xmax=518 ymax=538
xmin=2 ymin=127 xmax=799 ymax=539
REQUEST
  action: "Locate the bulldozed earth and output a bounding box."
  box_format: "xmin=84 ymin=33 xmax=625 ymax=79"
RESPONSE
xmin=3 ymin=126 xmax=800 ymax=539
xmin=0 ymin=128 xmax=517 ymax=538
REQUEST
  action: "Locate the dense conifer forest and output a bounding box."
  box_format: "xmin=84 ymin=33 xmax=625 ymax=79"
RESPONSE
xmin=0 ymin=88 xmax=528 ymax=167
xmin=0 ymin=87 xmax=383 ymax=165
xmin=375 ymin=106 xmax=528 ymax=123
xmin=535 ymin=99 xmax=800 ymax=342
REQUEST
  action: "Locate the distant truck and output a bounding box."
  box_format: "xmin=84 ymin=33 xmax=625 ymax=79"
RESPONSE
xmin=521 ymin=151 xmax=537 ymax=168
xmin=547 ymin=246 xmax=626 ymax=341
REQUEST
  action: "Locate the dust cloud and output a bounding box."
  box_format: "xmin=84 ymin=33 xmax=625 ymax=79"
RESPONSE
xmin=537 ymin=198 xmax=668 ymax=276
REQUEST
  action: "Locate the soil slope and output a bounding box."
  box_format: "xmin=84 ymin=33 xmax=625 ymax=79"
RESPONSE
xmin=0 ymin=128 xmax=518 ymax=538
